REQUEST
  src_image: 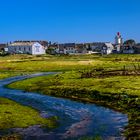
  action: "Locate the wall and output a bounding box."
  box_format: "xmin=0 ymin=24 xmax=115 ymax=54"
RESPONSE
xmin=32 ymin=43 xmax=45 ymax=55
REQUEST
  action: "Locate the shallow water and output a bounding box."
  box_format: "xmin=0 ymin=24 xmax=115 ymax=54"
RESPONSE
xmin=0 ymin=72 xmax=128 ymax=140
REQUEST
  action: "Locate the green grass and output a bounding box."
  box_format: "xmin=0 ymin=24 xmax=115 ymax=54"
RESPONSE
xmin=1 ymin=54 xmax=140 ymax=138
xmin=1 ymin=54 xmax=140 ymax=76
xmin=8 ymin=71 xmax=140 ymax=96
xmin=0 ymin=73 xmax=16 ymax=79
xmin=7 ymin=71 xmax=140 ymax=138
xmin=0 ymin=98 xmax=57 ymax=129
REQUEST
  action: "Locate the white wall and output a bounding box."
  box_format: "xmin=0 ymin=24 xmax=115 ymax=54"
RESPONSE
xmin=8 ymin=42 xmax=46 ymax=55
xmin=32 ymin=42 xmax=46 ymax=55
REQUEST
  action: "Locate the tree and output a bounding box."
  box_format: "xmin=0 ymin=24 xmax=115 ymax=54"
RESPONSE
xmin=124 ymin=39 xmax=136 ymax=47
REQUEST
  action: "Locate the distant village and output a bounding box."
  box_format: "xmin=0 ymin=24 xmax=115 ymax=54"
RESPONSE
xmin=0 ymin=33 xmax=140 ymax=55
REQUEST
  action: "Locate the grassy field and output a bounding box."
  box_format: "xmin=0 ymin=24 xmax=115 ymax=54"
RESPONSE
xmin=9 ymin=71 xmax=140 ymax=96
xmin=1 ymin=54 xmax=140 ymax=74
xmin=0 ymin=98 xmax=57 ymax=129
xmin=0 ymin=54 xmax=140 ymax=138
xmin=0 ymin=72 xmax=17 ymax=79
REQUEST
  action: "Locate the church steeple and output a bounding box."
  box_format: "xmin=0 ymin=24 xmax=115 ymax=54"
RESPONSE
xmin=115 ymin=32 xmax=123 ymax=45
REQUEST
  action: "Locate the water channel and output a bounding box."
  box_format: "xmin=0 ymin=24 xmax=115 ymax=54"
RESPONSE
xmin=0 ymin=72 xmax=128 ymax=140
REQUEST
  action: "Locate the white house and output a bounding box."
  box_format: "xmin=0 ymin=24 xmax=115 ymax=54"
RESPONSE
xmin=8 ymin=41 xmax=47 ymax=55
xmin=85 ymin=42 xmax=114 ymax=55
xmin=101 ymin=43 xmax=114 ymax=55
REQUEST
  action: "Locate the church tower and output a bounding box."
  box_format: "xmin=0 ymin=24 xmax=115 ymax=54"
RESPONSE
xmin=115 ymin=32 xmax=123 ymax=45
xmin=115 ymin=32 xmax=123 ymax=52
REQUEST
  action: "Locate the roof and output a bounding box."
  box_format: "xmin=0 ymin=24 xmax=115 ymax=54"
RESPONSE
xmin=104 ymin=43 xmax=114 ymax=48
xmin=85 ymin=42 xmax=108 ymax=46
xmin=59 ymin=43 xmax=76 ymax=48
xmin=48 ymin=44 xmax=59 ymax=48
xmin=134 ymin=44 xmax=140 ymax=49
xmin=9 ymin=41 xmax=48 ymax=47
xmin=0 ymin=44 xmax=7 ymax=49
xmin=76 ymin=44 xmax=86 ymax=49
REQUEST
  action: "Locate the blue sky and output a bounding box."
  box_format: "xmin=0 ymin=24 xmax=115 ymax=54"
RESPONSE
xmin=0 ymin=0 xmax=140 ymax=43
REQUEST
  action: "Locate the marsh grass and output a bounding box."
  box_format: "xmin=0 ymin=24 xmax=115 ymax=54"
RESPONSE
xmin=0 ymin=98 xmax=57 ymax=129
xmin=8 ymin=71 xmax=140 ymax=138
xmin=1 ymin=54 xmax=140 ymax=138
xmin=1 ymin=54 xmax=140 ymax=74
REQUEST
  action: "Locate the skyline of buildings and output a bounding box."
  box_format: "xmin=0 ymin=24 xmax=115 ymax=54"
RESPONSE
xmin=0 ymin=32 xmax=139 ymax=55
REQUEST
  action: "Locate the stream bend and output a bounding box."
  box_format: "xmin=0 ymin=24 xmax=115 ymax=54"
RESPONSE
xmin=0 ymin=72 xmax=128 ymax=140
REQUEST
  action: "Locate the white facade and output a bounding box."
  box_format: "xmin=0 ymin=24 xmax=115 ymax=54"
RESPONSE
xmin=101 ymin=43 xmax=114 ymax=55
xmin=8 ymin=42 xmax=46 ymax=55
xmin=32 ymin=42 xmax=46 ymax=55
xmin=116 ymin=45 xmax=121 ymax=52
xmin=115 ymin=32 xmax=123 ymax=52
